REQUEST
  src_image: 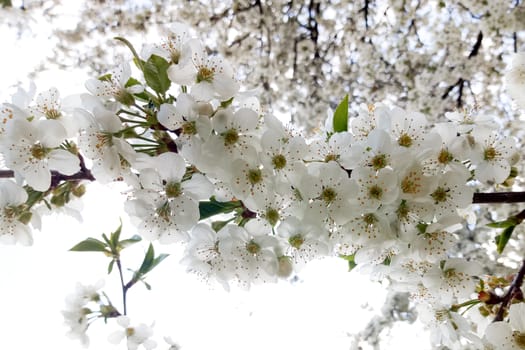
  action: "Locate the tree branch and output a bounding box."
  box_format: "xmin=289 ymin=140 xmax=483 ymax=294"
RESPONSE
xmin=494 ymin=258 xmax=525 ymax=322
xmin=473 ymin=192 xmax=525 ymax=204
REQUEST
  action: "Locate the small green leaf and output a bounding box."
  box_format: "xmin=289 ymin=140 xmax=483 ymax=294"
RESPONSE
xmin=496 ymin=225 xmax=515 ymax=254
xmin=125 ymin=77 xmax=142 ymax=88
xmin=110 ymin=221 xmax=123 ymax=248
xmin=487 ymin=217 xmax=519 ymax=229
xmin=98 ymin=73 xmax=112 ymax=82
xmin=138 ymin=243 xmax=155 ymax=275
xmin=333 ymin=94 xmax=348 ymax=133
xmin=199 ymin=198 xmax=241 ymax=220
xmin=108 ymin=260 xmax=115 ymax=274
xmin=143 ymin=55 xmax=171 ymax=94
xmin=1 ymin=0 xmax=12 ymax=8
xmin=70 ymin=238 xmax=108 ymax=252
xmin=150 ymin=254 xmax=169 ymax=272
xmin=119 ymin=235 xmax=142 ymax=249
xmin=220 ymin=97 xmax=234 ymax=108
xmin=340 ymin=254 xmax=357 ymax=271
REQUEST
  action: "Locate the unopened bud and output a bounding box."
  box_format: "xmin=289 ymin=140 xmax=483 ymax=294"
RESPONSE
xmin=17 ymin=211 xmax=32 ymax=225
xmin=195 ymin=102 xmax=213 ymax=116
xmin=72 ymin=184 xmax=86 ymax=197
xmin=277 ymin=256 xmax=294 ymax=278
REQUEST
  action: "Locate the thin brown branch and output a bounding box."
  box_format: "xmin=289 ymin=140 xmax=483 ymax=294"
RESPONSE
xmin=494 ymin=258 xmax=525 ymax=322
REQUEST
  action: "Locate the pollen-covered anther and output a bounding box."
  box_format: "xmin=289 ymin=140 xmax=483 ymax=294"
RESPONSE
xmin=368 ymin=184 xmax=383 ymax=199
xmin=30 ymin=143 xmax=47 ymax=160
xmin=438 ymin=149 xmax=453 ymax=164
xmin=289 ymin=234 xmax=304 ymax=249
xmin=431 ymin=186 xmax=449 ymax=203
xmin=196 ymin=66 xmax=215 ymax=83
xmin=222 ymin=128 xmax=239 ymax=146
xmin=246 ymin=240 xmax=260 ymax=255
xmin=398 ymin=133 xmax=413 ymax=147
xmin=321 ymin=187 xmax=337 ymax=203
xmin=483 ymin=146 xmax=499 ymax=161
xmin=272 ymin=154 xmax=287 ymax=169
xmin=247 ymin=169 xmax=263 ymax=185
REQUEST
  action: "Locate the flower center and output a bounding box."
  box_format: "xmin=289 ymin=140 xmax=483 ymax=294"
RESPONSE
xmin=396 ymin=201 xmax=409 ymax=220
xmin=370 ymin=154 xmax=388 ymax=170
xmin=96 ymin=133 xmax=113 ymax=149
xmin=182 ymin=121 xmax=197 ymax=135
xmin=247 ymin=169 xmax=263 ymax=185
xmin=222 ymin=128 xmax=239 ymax=146
xmin=289 ymin=234 xmax=304 ymax=249
xmin=165 ymin=182 xmax=182 ymax=198
xmin=368 ymin=185 xmax=383 ymax=199
xmin=44 ymin=107 xmax=61 ymax=120
xmin=398 ymin=133 xmax=413 ymax=147
xmin=484 ymin=146 xmax=498 ymax=161
xmin=196 ymin=67 xmax=214 ymax=83
xmin=363 ymin=213 xmax=377 ymax=225
xmin=431 ymin=186 xmax=449 ymax=203
xmin=321 ymin=187 xmax=337 ymax=203
xmin=438 ymin=149 xmax=453 ymax=164
xmin=246 ymin=240 xmax=260 ymax=255
xmin=30 ymin=143 xmax=47 ymax=160
xmin=265 ymin=208 xmax=280 ymax=226
xmin=272 ymin=154 xmax=287 ymax=170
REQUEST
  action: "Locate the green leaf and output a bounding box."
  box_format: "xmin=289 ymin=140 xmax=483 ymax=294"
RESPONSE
xmin=143 ymin=55 xmax=171 ymax=94
xmin=109 ymin=221 xmax=123 ymax=248
xmin=98 ymin=73 xmax=112 ymax=82
xmin=199 ymin=198 xmax=241 ymax=220
xmin=138 ymin=243 xmax=155 ymax=275
xmin=108 ymin=259 xmax=115 ymax=274
xmin=119 ymin=235 xmax=142 ymax=249
xmin=496 ymin=225 xmax=515 ymax=254
xmin=70 ymin=238 xmax=108 ymax=252
xmin=150 ymin=253 xmax=169 ymax=272
xmin=340 ymin=254 xmax=357 ymax=271
xmin=1 ymin=0 xmax=12 ymax=8
xmin=220 ymin=97 xmax=234 ymax=108
xmin=333 ymin=94 xmax=348 ymax=133
xmin=125 ymin=77 xmax=142 ymax=88
xmin=487 ymin=217 xmax=519 ymax=228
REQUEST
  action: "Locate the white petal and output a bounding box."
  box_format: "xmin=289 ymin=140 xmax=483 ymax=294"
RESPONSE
xmin=48 ymin=150 xmax=80 ymax=175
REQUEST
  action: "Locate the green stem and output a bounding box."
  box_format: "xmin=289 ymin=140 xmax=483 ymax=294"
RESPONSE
xmin=116 ymin=259 xmax=128 ymax=316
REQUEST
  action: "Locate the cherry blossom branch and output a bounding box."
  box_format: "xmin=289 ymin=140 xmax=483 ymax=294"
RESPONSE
xmin=494 ymin=258 xmax=525 ymax=322
xmin=0 ymin=154 xmax=95 ymax=188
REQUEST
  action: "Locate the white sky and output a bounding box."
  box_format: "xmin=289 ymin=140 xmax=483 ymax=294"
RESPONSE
xmin=0 ymin=3 xmax=431 ymax=349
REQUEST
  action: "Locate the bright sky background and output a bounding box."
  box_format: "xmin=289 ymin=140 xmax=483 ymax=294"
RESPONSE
xmin=0 ymin=2 xmax=432 ymax=349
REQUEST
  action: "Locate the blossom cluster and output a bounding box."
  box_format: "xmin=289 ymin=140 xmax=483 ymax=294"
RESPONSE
xmin=1 ymin=23 xmax=525 ymax=349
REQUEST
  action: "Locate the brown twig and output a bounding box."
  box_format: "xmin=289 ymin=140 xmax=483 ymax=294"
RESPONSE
xmin=494 ymin=259 xmax=525 ymax=322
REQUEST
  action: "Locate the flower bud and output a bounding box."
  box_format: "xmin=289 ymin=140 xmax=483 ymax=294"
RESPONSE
xmin=277 ymin=256 xmax=294 ymax=278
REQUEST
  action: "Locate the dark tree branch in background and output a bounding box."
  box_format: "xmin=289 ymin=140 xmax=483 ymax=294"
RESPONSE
xmin=468 ymin=31 xmax=483 ymax=59
xmin=442 ymin=31 xmax=483 ymax=107
xmin=473 ymin=192 xmax=525 ymax=204
xmin=494 ymin=258 xmax=525 ymax=322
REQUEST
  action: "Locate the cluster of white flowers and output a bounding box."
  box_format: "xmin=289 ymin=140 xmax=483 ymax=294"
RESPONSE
xmin=1 ymin=22 xmax=525 ymax=349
